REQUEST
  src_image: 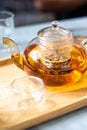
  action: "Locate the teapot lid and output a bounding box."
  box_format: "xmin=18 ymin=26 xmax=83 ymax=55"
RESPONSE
xmin=38 ymin=20 xmax=73 ymax=45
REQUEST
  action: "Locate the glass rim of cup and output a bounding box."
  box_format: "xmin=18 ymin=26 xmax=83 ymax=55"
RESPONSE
xmin=0 ymin=11 xmax=14 ymax=21
xmin=10 ymin=76 xmax=45 ymax=94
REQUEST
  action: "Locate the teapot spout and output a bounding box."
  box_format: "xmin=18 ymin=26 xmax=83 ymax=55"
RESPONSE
xmin=3 ymin=37 xmax=24 ymax=69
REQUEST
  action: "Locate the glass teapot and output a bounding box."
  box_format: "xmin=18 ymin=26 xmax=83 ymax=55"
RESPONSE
xmin=3 ymin=21 xmax=87 ymax=86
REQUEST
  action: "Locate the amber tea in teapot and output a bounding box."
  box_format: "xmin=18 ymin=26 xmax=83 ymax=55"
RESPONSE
xmin=3 ymin=21 xmax=87 ymax=86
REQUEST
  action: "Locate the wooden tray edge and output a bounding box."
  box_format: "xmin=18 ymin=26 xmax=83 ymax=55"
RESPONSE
xmin=1 ymin=96 xmax=87 ymax=130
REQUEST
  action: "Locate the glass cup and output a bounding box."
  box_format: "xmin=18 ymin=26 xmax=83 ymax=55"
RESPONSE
xmin=0 ymin=11 xmax=15 ymax=58
xmin=11 ymin=76 xmax=46 ymax=110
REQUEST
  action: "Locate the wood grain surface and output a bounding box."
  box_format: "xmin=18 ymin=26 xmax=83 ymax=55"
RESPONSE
xmin=0 ymin=58 xmax=87 ymax=130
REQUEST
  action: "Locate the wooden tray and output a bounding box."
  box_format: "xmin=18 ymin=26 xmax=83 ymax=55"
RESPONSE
xmin=0 ymin=58 xmax=87 ymax=130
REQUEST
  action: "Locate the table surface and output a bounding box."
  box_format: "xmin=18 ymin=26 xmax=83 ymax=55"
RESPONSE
xmin=1 ymin=17 xmax=87 ymax=130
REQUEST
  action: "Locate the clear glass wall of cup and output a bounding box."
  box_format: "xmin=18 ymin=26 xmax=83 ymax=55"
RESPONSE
xmin=0 ymin=11 xmax=15 ymax=59
xmin=10 ymin=76 xmax=54 ymax=112
xmin=11 ymin=76 xmax=46 ymax=110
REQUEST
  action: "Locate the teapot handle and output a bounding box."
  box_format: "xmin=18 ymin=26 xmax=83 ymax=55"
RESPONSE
xmin=81 ymin=39 xmax=87 ymax=49
xmin=29 ymin=37 xmax=39 ymax=45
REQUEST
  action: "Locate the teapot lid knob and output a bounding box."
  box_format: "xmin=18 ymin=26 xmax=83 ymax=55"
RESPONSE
xmin=52 ymin=20 xmax=59 ymax=29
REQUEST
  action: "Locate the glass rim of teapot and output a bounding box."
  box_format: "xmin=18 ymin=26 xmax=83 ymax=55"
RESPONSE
xmin=37 ymin=25 xmax=74 ymax=44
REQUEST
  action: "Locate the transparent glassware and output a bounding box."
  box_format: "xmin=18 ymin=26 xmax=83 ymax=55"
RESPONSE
xmin=11 ymin=76 xmax=47 ymax=109
xmin=0 ymin=11 xmax=15 ymax=59
xmin=3 ymin=21 xmax=87 ymax=86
